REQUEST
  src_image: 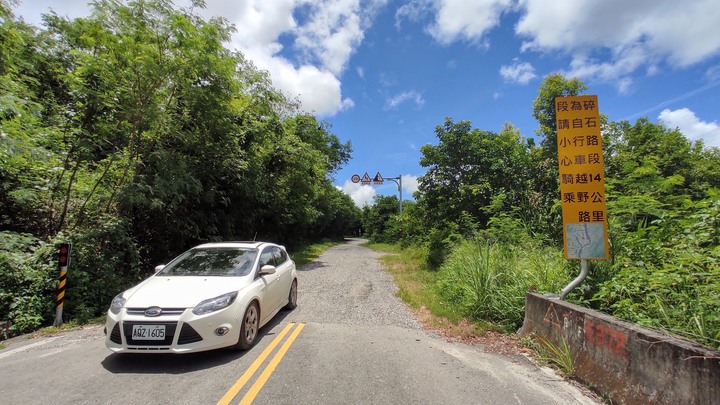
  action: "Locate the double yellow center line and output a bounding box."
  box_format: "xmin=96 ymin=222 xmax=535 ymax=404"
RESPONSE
xmin=217 ymin=322 xmax=305 ymax=405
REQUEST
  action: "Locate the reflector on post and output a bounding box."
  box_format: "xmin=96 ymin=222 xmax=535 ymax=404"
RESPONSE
xmin=58 ymin=243 xmax=70 ymax=267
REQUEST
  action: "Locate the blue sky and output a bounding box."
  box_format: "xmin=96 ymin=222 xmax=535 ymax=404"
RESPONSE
xmin=12 ymin=0 xmax=720 ymax=207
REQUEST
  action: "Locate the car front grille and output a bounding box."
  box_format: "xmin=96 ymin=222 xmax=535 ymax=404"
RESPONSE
xmin=177 ymin=323 xmax=203 ymax=345
xmin=125 ymin=307 xmax=186 ymax=316
xmin=110 ymin=323 xmax=122 ymax=344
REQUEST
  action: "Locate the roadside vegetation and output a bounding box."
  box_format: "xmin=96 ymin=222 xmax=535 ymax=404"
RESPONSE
xmin=362 ymin=80 xmax=720 ymax=350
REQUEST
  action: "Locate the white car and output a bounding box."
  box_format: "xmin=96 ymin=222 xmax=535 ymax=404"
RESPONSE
xmin=105 ymin=242 xmax=298 ymax=354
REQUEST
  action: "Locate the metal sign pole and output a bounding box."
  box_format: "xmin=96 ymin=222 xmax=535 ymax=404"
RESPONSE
xmin=385 ymin=176 xmax=403 ymax=215
xmin=560 ymin=259 xmax=588 ymax=300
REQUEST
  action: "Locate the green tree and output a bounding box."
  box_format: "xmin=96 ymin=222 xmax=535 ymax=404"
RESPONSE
xmin=0 ymin=4 xmax=67 ymax=236
xmin=362 ymin=195 xmax=400 ymax=243
xmin=415 ymin=119 xmax=534 ymax=234
xmin=527 ymin=74 xmax=588 ymax=243
xmin=284 ymin=114 xmax=352 ymax=175
xmin=309 ymin=184 xmax=361 ymax=240
xmin=532 ymin=74 xmax=588 ymax=159
xmin=253 ymin=114 xmax=353 ymax=245
xmin=409 ymin=119 xmax=536 ymax=266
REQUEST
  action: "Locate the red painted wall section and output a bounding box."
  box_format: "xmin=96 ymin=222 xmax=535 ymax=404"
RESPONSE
xmin=519 ymin=293 xmax=720 ymax=405
xmin=585 ymin=318 xmax=628 ymax=358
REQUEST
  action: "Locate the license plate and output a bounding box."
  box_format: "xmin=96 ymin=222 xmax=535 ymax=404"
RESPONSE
xmin=132 ymin=324 xmax=166 ymax=340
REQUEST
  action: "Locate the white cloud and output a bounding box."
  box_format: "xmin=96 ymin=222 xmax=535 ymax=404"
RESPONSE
xmin=424 ymin=0 xmax=514 ymax=45
xmin=221 ymin=0 xmax=296 ymax=47
xmin=395 ymin=0 xmax=430 ymax=30
xmin=499 ymin=59 xmax=537 ymax=84
xmin=559 ymin=47 xmax=649 ymax=93
xmin=340 ymin=180 xmax=377 ymax=207
xmin=516 ymin=0 xmax=720 ymax=85
xmin=379 ymin=72 xmax=398 ymax=87
xmin=292 ymin=0 xmax=366 ymax=76
xmin=658 ymin=108 xmax=720 ymax=148
xmin=401 ymin=174 xmax=420 ymax=196
xmin=385 ymin=91 xmax=425 ymax=110
xmin=222 ymin=0 xmax=375 ymax=117
xmin=392 ymin=0 xmax=720 ymax=91
xmin=250 ymin=56 xmax=354 ymax=115
xmin=706 ymin=65 xmax=720 ymax=82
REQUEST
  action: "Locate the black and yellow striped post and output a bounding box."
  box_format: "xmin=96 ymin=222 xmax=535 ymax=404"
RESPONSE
xmin=53 ymin=243 xmax=71 ymax=327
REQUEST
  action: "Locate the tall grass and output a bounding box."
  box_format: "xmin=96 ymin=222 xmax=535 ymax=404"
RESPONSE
xmin=437 ymin=239 xmax=570 ymax=331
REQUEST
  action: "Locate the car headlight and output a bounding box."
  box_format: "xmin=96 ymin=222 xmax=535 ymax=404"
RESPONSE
xmin=192 ymin=292 xmax=238 ymax=315
xmin=110 ymin=294 xmax=126 ymax=315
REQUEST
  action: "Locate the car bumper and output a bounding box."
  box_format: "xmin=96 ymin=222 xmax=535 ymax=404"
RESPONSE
xmin=105 ymin=305 xmax=242 ymax=354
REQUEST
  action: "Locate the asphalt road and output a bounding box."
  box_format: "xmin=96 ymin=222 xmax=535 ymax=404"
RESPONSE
xmin=0 ymin=239 xmax=599 ymax=404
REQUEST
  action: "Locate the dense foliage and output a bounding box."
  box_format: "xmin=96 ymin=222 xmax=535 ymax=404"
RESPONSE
xmin=437 ymin=238 xmax=570 ymax=331
xmin=0 ymin=0 xmax=360 ymax=335
xmin=362 ymin=74 xmax=720 ymax=348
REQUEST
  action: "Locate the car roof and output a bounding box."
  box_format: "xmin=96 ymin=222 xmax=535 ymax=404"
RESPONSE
xmin=192 ymin=241 xmax=279 ymax=250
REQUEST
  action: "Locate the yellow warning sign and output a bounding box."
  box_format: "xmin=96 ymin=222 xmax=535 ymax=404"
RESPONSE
xmin=360 ymin=172 xmax=372 ymax=184
xmin=373 ymin=172 xmax=384 ymax=184
xmin=556 ymin=95 xmax=609 ymax=260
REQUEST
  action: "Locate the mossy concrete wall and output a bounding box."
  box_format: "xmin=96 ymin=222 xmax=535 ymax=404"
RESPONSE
xmin=518 ymin=293 xmax=720 ymax=404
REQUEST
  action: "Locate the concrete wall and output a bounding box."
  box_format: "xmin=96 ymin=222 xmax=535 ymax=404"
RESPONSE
xmin=518 ymin=293 xmax=720 ymax=405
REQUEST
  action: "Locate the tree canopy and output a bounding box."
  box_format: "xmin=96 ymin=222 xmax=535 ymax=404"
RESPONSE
xmin=0 ymin=0 xmax=360 ymax=334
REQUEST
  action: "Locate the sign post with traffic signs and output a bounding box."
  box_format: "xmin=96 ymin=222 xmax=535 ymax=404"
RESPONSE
xmin=351 ymin=172 xmax=403 ymax=214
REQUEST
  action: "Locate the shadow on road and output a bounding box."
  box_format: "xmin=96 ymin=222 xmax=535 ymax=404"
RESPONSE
xmin=297 ymin=260 xmax=326 ymax=272
xmin=100 ymin=309 xmax=292 ymax=374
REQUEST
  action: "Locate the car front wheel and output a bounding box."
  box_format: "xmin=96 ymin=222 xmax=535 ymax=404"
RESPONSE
xmin=234 ymin=301 xmax=259 ymax=350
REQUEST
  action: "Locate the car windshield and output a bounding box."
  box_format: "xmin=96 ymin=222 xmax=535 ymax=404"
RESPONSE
xmin=157 ymin=247 xmax=258 ymax=276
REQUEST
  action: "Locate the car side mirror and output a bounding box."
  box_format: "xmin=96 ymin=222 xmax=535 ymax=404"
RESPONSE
xmin=154 ymin=264 xmax=165 ymax=274
xmin=259 ymin=265 xmax=276 ymax=276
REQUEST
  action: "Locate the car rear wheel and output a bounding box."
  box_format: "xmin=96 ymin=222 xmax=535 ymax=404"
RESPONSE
xmin=234 ymin=301 xmax=259 ymax=350
xmin=284 ymin=279 xmax=298 ymax=310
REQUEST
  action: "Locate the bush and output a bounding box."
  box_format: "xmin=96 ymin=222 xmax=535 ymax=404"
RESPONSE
xmin=0 ymin=232 xmax=56 ymax=336
xmin=592 ymin=196 xmax=720 ymax=349
xmin=0 ymin=215 xmax=144 ymax=336
xmin=60 ymin=216 xmax=143 ymax=324
xmin=437 ymin=238 xmax=570 ymax=331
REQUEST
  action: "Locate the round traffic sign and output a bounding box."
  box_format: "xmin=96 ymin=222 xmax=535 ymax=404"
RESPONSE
xmin=351 ymin=174 xmax=361 ymax=183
